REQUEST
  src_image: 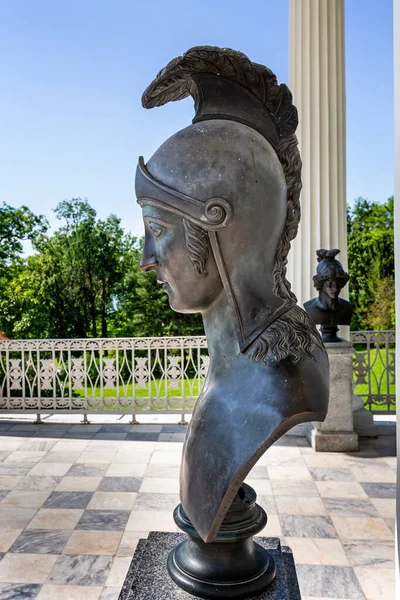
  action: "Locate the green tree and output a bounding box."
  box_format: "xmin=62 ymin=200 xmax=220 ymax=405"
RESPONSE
xmin=347 ymin=196 xmax=395 ymax=330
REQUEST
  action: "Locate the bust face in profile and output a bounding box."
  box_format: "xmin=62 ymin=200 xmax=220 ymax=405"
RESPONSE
xmin=136 ymin=46 xmax=329 ymax=545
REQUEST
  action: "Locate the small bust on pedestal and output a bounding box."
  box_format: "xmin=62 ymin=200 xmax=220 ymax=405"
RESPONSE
xmin=303 ymin=249 xmax=354 ymax=343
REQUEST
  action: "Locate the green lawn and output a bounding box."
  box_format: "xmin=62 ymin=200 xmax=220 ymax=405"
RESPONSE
xmin=353 ymin=347 xmax=396 ymax=412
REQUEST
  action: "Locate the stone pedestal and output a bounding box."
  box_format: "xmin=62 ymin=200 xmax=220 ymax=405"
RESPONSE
xmin=312 ymin=341 xmax=358 ymax=452
xmin=119 ymin=533 xmax=301 ymax=600
xmin=352 ymin=392 xmax=377 ymax=437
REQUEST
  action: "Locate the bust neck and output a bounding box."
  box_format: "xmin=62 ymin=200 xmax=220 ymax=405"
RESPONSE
xmin=202 ymin=291 xmax=241 ymax=376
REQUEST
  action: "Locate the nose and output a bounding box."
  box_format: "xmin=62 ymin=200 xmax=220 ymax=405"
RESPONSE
xmin=140 ymin=254 xmax=158 ymax=273
xmin=140 ymin=236 xmax=158 ymax=273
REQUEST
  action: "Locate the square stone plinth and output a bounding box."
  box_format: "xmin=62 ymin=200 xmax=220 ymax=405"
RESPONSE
xmin=119 ymin=532 xmax=301 ymax=599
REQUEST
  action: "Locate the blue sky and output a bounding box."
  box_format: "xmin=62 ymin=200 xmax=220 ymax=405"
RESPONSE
xmin=0 ymin=0 xmax=394 ymax=237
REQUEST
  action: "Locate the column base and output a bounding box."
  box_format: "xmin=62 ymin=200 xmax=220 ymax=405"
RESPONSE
xmin=312 ymin=429 xmax=359 ymax=452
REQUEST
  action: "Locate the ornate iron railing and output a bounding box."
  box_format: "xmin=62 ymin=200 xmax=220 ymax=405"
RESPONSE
xmin=350 ymin=330 xmax=396 ymax=414
xmin=0 ymin=337 xmax=208 ymax=420
xmin=0 ymin=331 xmax=395 ymax=418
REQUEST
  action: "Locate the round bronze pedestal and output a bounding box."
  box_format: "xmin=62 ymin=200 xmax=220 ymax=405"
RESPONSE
xmin=167 ymin=484 xmax=276 ymax=599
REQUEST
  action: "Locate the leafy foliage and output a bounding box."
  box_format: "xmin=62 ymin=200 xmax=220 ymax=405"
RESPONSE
xmin=347 ymin=196 xmax=395 ymax=330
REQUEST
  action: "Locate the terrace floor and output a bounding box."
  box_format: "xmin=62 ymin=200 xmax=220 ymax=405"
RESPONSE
xmin=0 ymin=416 xmax=396 ymax=600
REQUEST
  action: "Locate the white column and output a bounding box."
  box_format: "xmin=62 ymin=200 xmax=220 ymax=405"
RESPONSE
xmin=288 ymin=0 xmax=347 ymax=307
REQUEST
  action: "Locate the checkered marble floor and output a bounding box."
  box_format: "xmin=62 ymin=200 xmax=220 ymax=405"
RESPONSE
xmin=0 ymin=418 xmax=396 ymax=600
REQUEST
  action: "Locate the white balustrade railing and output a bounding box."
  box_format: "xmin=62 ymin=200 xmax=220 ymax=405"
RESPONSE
xmin=0 ymin=337 xmax=209 ymax=419
xmin=0 ymin=332 xmax=395 ymax=418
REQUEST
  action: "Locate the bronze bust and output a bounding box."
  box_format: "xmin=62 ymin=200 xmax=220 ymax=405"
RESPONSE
xmin=304 ymin=249 xmax=354 ymax=342
xmin=136 ymin=46 xmax=329 ymax=597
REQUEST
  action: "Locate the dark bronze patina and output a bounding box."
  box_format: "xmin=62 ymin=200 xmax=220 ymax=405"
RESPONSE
xmin=304 ymin=249 xmax=354 ymax=343
xmin=136 ymin=46 xmax=329 ymax=598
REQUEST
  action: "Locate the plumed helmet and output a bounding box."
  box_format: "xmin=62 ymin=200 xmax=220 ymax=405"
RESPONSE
xmin=135 ymin=46 xmax=304 ymax=355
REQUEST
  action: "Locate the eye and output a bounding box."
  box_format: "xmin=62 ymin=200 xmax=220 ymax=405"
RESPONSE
xmin=149 ymin=222 xmax=162 ymax=238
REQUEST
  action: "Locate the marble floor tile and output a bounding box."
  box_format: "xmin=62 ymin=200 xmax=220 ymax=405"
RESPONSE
xmin=125 ymin=432 xmax=159 ymax=442
xmin=361 ymin=482 xmax=396 ymax=498
xmin=256 ymin=495 xmax=277 ymax=515
xmin=271 ymin=480 xmax=319 ymax=497
xmin=27 ymin=509 xmax=83 ymax=530
xmin=354 ymin=566 xmax=395 ymax=600
xmin=316 ymin=481 xmax=368 ymax=499
xmin=117 ymin=531 xmax=141 ymax=557
xmin=105 ymin=556 xmax=131 ymax=587
xmin=369 ymin=498 xmax=396 ymax=519
xmin=154 ymin=441 xmax=183 ymax=453
xmin=1 ymin=490 xmax=50 ymax=508
xmin=85 ymin=441 xmax=123 ymax=453
xmin=15 ymin=476 xmax=61 ymax=491
xmin=247 ymin=465 xmax=269 ymax=479
xmin=47 ymin=554 xmax=112 ymax=586
xmin=98 ymin=477 xmax=142 ymax=493
xmin=113 ymin=452 xmax=151 ymax=465
xmin=28 ymin=462 xmax=71 ymax=477
xmin=0 ymin=476 xmax=23 ymax=490
xmin=18 ymin=439 xmax=57 ymax=452
xmin=261 ymin=514 xmax=282 ymax=537
xmin=0 ymin=529 xmax=23 ymax=552
xmin=0 ymin=552 xmax=58 ymax=583
xmin=67 ymin=464 xmax=108 ymax=477
xmin=131 ymin=425 xmax=162 ymax=433
xmin=134 ymin=493 xmax=179 ymax=511
xmin=0 ymin=453 xmax=11 ymax=463
xmin=285 ymin=537 xmax=349 ymax=566
xmin=36 ymin=584 xmax=103 ymax=599
xmin=276 ymin=496 xmax=327 ymax=516
xmin=4 ymin=451 xmax=46 ymax=464
xmin=144 ymin=464 xmax=180 ymax=479
xmin=69 ymin=424 xmax=103 ymax=433
xmin=105 ymin=463 xmax=146 ymax=478
xmin=296 ymin=564 xmax=364 ymax=599
xmin=94 ymin=434 xmax=128 ymax=441
xmin=50 ymin=440 xmax=89 ymax=453
xmin=0 ymin=507 xmax=37 ymax=529
xmin=0 ymin=583 xmax=41 ymax=598
xmin=88 ymin=492 xmax=137 ymax=511
xmin=268 ymin=466 xmax=312 ymax=481
xmin=280 ymin=515 xmax=336 ymax=538
xmin=384 ymin=518 xmax=395 ymax=534
xmin=322 ymin=498 xmax=378 ymax=518
xmin=0 ymin=438 xmax=26 ymax=452
xmin=262 ymin=455 xmax=306 ymax=468
xmin=100 ymin=587 xmax=122 ymax=600
xmin=383 ymin=456 xmax=396 ymax=469
xmin=350 ymin=465 xmax=396 ymax=483
xmin=77 ymin=509 xmax=131 ymax=531
xmin=55 ymin=476 xmax=102 ymax=492
xmin=11 ymin=529 xmax=72 ymax=554
xmin=139 ymin=477 xmax=179 ymax=494
xmin=342 ymin=540 xmax=395 ymax=568
xmin=99 ymin=424 xmax=133 ymax=434
xmin=126 ymin=509 xmax=176 ymax=532
xmin=309 ymin=467 xmax=356 ymax=481
xmin=41 ymin=451 xmax=82 ymax=463
xmin=303 ymin=454 xmax=347 ymax=468
xmin=149 ymin=451 xmax=182 ymax=465
xmin=244 ymin=479 xmax=272 ymax=496
xmin=331 ymin=516 xmax=393 ymax=540
xmin=0 ymin=491 xmax=8 ymax=502
xmin=43 ymin=491 xmax=94 ymax=509
xmin=0 ymin=463 xmax=33 ymax=476
xmin=170 ymin=433 xmax=185 ymax=443
xmin=75 ymin=451 xmax=118 ymax=464
xmin=124 ymin=440 xmax=157 ymax=453
xmin=62 ymin=530 xmax=122 ymax=555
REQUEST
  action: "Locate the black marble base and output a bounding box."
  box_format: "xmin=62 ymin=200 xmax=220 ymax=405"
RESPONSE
xmin=119 ymin=532 xmax=301 ymax=600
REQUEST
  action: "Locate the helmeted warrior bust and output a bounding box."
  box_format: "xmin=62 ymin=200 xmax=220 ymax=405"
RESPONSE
xmin=136 ymin=46 xmax=329 ymax=550
xmin=304 ymin=249 xmax=354 ymax=343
